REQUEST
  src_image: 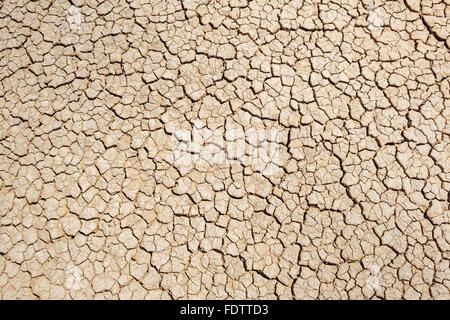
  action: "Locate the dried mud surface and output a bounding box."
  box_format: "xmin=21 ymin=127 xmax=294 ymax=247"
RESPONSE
xmin=0 ymin=0 xmax=449 ymax=299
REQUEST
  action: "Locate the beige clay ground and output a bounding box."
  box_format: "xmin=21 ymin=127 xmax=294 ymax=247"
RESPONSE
xmin=0 ymin=0 xmax=449 ymax=299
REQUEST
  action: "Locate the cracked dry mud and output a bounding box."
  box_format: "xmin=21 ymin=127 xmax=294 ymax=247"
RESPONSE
xmin=0 ymin=0 xmax=449 ymax=300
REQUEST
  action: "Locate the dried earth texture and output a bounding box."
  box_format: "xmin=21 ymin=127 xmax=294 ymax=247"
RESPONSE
xmin=0 ymin=0 xmax=449 ymax=300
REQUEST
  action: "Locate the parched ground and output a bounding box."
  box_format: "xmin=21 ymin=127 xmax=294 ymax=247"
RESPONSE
xmin=0 ymin=0 xmax=449 ymax=300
